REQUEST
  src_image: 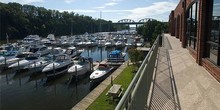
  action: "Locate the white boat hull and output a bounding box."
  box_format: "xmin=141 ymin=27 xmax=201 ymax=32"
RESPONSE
xmin=42 ymin=61 xmax=72 ymax=76
xmin=90 ymin=67 xmax=114 ymax=82
xmin=68 ymin=63 xmax=90 ymax=76
xmin=5 ymin=58 xmax=20 ymax=65
xmin=28 ymin=60 xmax=49 ymax=70
xmin=0 ymin=56 xmax=5 ymax=62
xmin=8 ymin=59 xmax=39 ymax=69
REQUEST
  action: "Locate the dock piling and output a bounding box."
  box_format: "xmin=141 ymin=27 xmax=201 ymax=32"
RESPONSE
xmin=4 ymin=57 xmax=7 ymax=67
xmin=18 ymin=60 xmax=20 ymax=72
xmin=53 ymin=63 xmax=55 ymax=76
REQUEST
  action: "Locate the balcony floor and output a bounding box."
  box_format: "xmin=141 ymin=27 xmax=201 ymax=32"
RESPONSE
xmin=147 ymin=34 xmax=220 ymax=110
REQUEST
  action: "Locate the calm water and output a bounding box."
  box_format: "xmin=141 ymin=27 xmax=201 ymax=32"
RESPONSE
xmin=0 ymin=46 xmax=127 ymax=110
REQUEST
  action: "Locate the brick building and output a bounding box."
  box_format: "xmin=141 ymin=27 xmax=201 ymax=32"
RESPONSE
xmin=169 ymin=0 xmax=220 ymax=82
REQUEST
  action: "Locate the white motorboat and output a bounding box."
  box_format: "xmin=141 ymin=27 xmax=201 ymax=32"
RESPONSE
xmin=0 ymin=56 xmax=5 ymax=62
xmin=29 ymin=45 xmax=50 ymax=56
xmin=136 ymin=42 xmax=144 ymax=47
xmin=90 ymin=63 xmax=114 ymax=82
xmin=97 ymin=40 xmax=105 ymax=47
xmin=85 ymin=40 xmax=97 ymax=47
xmin=115 ymin=41 xmax=125 ymax=47
xmin=49 ymin=47 xmax=65 ymax=56
xmin=0 ymin=44 xmax=32 ymax=65
xmin=67 ymin=57 xmax=91 ymax=76
xmin=107 ymin=50 xmax=126 ymax=62
xmin=22 ymin=35 xmax=41 ymax=44
xmin=27 ymin=55 xmax=53 ymax=71
xmin=0 ymin=50 xmax=17 ymax=62
xmin=76 ymin=41 xmax=86 ymax=47
xmin=0 ymin=51 xmax=32 ymax=66
xmin=42 ymin=54 xmax=73 ymax=76
xmin=64 ymin=46 xmax=82 ymax=58
xmin=8 ymin=53 xmax=41 ymax=69
xmin=105 ymin=41 xmax=115 ymax=47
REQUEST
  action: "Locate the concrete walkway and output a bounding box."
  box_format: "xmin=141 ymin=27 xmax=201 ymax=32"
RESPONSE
xmin=148 ymin=34 xmax=220 ymax=110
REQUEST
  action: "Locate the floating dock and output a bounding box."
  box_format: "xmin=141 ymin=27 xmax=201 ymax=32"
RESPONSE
xmin=136 ymin=47 xmax=150 ymax=51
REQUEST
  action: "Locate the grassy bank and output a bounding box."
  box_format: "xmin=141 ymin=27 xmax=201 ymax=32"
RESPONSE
xmin=87 ymin=65 xmax=135 ymax=110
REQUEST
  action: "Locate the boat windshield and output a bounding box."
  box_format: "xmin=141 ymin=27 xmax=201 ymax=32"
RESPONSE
xmin=3 ymin=51 xmax=17 ymax=57
xmin=65 ymin=49 xmax=73 ymax=55
xmin=29 ymin=48 xmax=39 ymax=53
xmin=78 ymin=58 xmax=87 ymax=65
xmin=25 ymin=54 xmax=40 ymax=60
xmin=16 ymin=53 xmax=30 ymax=58
xmin=56 ymin=55 xmax=67 ymax=62
xmin=50 ymin=49 xmax=60 ymax=54
xmin=42 ymin=55 xmax=53 ymax=61
xmin=98 ymin=65 xmax=108 ymax=70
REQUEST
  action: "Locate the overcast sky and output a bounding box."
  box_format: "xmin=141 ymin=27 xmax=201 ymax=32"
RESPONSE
xmin=0 ymin=0 xmax=179 ymax=22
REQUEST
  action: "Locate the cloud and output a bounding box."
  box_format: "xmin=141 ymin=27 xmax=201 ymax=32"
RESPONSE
xmin=1 ymin=0 xmax=44 ymax=4
xmin=95 ymin=6 xmax=106 ymax=9
xmin=105 ymin=2 xmax=117 ymax=6
xmin=58 ymin=9 xmax=96 ymax=13
xmin=126 ymin=1 xmax=177 ymax=21
xmin=64 ymin=0 xmax=76 ymax=3
xmin=102 ymin=9 xmax=129 ymax=13
xmin=58 ymin=9 xmax=130 ymax=13
xmin=94 ymin=0 xmax=122 ymax=9
xmin=110 ymin=0 xmax=123 ymax=2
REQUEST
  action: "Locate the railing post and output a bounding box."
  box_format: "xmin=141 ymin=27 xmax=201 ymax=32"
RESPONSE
xmin=159 ymin=35 xmax=162 ymax=47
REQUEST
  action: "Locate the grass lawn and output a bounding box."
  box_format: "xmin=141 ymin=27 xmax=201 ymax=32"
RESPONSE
xmin=87 ymin=65 xmax=136 ymax=110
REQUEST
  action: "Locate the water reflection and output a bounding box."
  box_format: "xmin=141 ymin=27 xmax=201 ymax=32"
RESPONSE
xmin=0 ymin=46 xmax=126 ymax=110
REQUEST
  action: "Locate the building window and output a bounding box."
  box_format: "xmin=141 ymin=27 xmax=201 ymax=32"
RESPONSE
xmin=207 ymin=0 xmax=220 ymax=65
xmin=186 ymin=1 xmax=199 ymax=50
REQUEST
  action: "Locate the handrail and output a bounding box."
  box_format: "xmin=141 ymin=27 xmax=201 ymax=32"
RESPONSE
xmin=115 ymin=35 xmax=161 ymax=110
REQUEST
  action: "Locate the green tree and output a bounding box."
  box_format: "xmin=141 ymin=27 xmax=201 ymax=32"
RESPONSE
xmin=128 ymin=48 xmax=143 ymax=66
xmin=137 ymin=20 xmax=166 ymax=46
xmin=0 ymin=2 xmax=117 ymax=40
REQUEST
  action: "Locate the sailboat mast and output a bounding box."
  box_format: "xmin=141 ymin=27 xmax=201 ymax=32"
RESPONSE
xmin=99 ymin=11 xmax=102 ymax=32
xmin=6 ymin=33 xmax=9 ymax=44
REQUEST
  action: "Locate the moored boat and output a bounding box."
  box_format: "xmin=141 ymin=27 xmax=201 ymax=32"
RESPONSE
xmin=27 ymin=55 xmax=53 ymax=71
xmin=115 ymin=41 xmax=125 ymax=47
xmin=8 ymin=53 xmax=41 ymax=69
xmin=89 ymin=63 xmax=114 ymax=82
xmin=67 ymin=57 xmax=91 ymax=76
xmin=42 ymin=54 xmax=73 ymax=77
xmin=64 ymin=46 xmax=83 ymax=58
xmin=107 ymin=50 xmax=126 ymax=62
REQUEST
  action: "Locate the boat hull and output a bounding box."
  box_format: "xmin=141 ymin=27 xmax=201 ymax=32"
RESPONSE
xmin=43 ymin=62 xmax=73 ymax=77
xmin=68 ymin=64 xmax=90 ymax=76
xmin=90 ymin=67 xmax=114 ymax=83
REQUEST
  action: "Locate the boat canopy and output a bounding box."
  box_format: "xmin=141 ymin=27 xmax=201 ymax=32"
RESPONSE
xmin=109 ymin=50 xmax=121 ymax=55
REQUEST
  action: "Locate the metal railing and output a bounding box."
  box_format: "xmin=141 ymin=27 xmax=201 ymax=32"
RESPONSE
xmin=115 ymin=35 xmax=161 ymax=110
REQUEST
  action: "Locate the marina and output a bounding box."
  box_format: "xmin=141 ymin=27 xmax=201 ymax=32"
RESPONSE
xmin=0 ymin=32 xmax=135 ymax=110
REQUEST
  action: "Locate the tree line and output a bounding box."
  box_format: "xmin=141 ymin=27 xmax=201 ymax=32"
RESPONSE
xmin=137 ymin=20 xmax=168 ymax=45
xmin=0 ymin=2 xmax=117 ymax=40
xmin=128 ymin=20 xmax=168 ymax=66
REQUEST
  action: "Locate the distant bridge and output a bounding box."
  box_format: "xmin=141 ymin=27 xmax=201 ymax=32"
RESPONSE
xmin=113 ymin=18 xmax=157 ymax=25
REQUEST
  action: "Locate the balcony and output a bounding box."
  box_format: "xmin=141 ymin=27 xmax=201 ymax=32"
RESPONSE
xmin=116 ymin=34 xmax=220 ymax=110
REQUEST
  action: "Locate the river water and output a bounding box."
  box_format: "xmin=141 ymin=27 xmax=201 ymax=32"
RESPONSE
xmin=0 ymin=46 xmax=128 ymax=110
